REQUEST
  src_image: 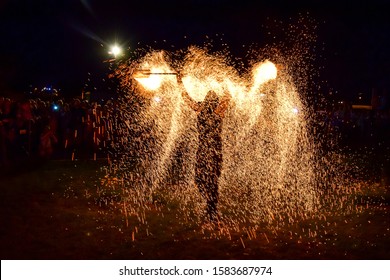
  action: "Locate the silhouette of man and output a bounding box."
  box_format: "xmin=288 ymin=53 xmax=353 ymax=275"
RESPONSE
xmin=177 ymin=74 xmax=231 ymax=221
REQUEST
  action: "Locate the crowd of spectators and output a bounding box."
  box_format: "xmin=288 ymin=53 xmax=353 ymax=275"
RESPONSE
xmin=316 ymin=102 xmax=390 ymax=151
xmin=0 ymin=95 xmax=117 ymax=167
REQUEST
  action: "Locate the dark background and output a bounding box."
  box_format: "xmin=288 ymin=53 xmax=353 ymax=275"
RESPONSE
xmin=0 ymin=0 xmax=389 ymax=102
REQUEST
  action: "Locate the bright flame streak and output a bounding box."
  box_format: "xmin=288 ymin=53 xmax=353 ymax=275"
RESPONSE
xmin=244 ymin=60 xmax=278 ymax=125
xmin=135 ymin=68 xmax=164 ymax=90
xmin=250 ymin=60 xmax=278 ymax=94
xmin=182 ymin=76 xmax=243 ymax=103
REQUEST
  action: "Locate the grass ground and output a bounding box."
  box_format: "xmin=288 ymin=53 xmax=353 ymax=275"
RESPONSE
xmin=0 ymin=159 xmax=389 ymax=259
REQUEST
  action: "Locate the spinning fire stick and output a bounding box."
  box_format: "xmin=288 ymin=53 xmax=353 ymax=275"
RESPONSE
xmin=134 ymin=69 xmax=179 ymax=91
xmin=134 ymin=69 xmax=178 ymax=78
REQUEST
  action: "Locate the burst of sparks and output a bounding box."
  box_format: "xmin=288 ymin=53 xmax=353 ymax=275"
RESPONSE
xmin=100 ymin=24 xmax=364 ymax=244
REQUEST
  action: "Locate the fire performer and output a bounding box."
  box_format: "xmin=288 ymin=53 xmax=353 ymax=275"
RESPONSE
xmin=177 ymin=74 xmax=231 ymax=222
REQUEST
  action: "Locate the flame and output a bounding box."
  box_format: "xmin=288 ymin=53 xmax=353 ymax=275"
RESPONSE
xmin=132 ymin=50 xmax=279 ymax=107
xmin=251 ymin=60 xmax=278 ymax=92
xmin=133 ymin=51 xmax=175 ymax=93
xmin=134 ymin=67 xmax=165 ymax=91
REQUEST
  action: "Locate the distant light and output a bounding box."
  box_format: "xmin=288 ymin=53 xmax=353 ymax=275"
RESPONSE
xmin=154 ymin=96 xmax=162 ymax=103
xmin=109 ymin=45 xmax=122 ymax=57
xmin=292 ymin=107 xmax=299 ymax=114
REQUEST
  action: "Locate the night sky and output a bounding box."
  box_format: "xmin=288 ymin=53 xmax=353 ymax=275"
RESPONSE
xmin=0 ymin=0 xmax=389 ymax=101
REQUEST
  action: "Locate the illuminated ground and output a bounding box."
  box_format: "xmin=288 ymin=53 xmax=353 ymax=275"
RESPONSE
xmin=0 ymin=159 xmax=389 ymax=260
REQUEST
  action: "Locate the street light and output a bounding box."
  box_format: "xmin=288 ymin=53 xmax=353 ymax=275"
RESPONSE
xmin=108 ymin=45 xmax=122 ymax=58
